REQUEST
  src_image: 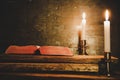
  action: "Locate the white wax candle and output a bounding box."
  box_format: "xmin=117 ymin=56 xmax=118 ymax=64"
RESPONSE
xmin=81 ymin=12 xmax=86 ymax=40
xmin=104 ymin=10 xmax=111 ymax=52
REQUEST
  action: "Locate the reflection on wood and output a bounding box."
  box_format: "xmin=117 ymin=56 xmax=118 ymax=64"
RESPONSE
xmin=0 ymin=55 xmax=118 ymax=63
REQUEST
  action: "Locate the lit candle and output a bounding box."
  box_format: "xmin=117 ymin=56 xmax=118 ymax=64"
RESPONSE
xmin=81 ymin=12 xmax=86 ymax=40
xmin=104 ymin=10 xmax=111 ymax=52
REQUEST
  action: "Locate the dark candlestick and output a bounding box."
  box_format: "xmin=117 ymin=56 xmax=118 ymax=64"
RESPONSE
xmin=104 ymin=52 xmax=111 ymax=77
xmin=81 ymin=40 xmax=88 ymax=55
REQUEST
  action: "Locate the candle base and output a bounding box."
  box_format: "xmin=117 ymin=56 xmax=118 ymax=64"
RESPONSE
xmin=81 ymin=40 xmax=88 ymax=55
xmin=104 ymin=52 xmax=111 ymax=77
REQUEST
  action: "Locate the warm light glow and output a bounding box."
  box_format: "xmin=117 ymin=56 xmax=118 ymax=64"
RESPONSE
xmin=36 ymin=45 xmax=40 ymax=49
xmin=76 ymin=25 xmax=82 ymax=30
xmin=82 ymin=12 xmax=86 ymax=19
xmin=105 ymin=10 xmax=109 ymax=21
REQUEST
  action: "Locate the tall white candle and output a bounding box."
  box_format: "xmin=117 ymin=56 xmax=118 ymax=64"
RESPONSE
xmin=104 ymin=10 xmax=111 ymax=52
xmin=81 ymin=12 xmax=86 ymax=40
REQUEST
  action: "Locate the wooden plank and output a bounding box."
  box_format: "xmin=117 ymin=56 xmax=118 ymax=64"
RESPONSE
xmin=0 ymin=55 xmax=118 ymax=63
xmin=0 ymin=72 xmax=117 ymax=80
xmin=0 ymin=63 xmax=98 ymax=72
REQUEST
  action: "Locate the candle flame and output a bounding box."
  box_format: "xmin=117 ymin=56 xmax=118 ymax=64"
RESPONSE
xmin=105 ymin=10 xmax=109 ymax=21
xmin=82 ymin=12 xmax=86 ymax=19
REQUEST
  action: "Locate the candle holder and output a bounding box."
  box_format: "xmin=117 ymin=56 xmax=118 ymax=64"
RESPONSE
xmin=104 ymin=52 xmax=111 ymax=77
xmin=81 ymin=40 xmax=88 ymax=55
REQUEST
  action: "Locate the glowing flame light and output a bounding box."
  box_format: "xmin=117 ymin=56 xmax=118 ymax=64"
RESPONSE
xmin=105 ymin=10 xmax=109 ymax=21
xmin=82 ymin=12 xmax=86 ymax=19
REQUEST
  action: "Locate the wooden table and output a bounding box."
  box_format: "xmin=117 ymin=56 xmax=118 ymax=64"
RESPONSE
xmin=0 ymin=55 xmax=118 ymax=79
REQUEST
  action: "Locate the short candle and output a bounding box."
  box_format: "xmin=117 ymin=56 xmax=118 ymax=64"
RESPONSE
xmin=81 ymin=12 xmax=86 ymax=40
